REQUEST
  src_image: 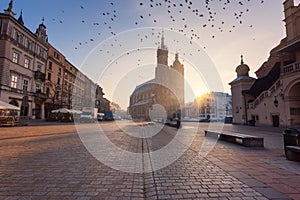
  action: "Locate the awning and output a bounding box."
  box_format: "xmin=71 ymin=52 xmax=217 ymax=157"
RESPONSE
xmin=0 ymin=100 xmax=20 ymax=111
xmin=51 ymin=108 xmax=83 ymax=114
xmin=51 ymin=108 xmax=71 ymax=113
xmin=68 ymin=109 xmax=82 ymax=114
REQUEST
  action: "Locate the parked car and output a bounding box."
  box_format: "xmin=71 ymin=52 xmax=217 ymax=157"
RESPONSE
xmin=97 ymin=113 xmax=104 ymax=121
xmin=199 ymin=118 xmax=210 ymax=122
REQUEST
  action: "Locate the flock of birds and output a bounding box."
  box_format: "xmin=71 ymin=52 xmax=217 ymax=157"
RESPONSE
xmin=48 ymin=0 xmax=264 ymax=49
xmin=43 ymin=0 xmax=268 ymax=108
xmin=48 ymin=0 xmax=266 ymax=64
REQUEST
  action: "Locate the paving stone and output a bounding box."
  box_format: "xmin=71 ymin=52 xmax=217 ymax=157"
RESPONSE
xmin=254 ymin=187 xmax=291 ymax=200
xmin=0 ymin=122 xmax=298 ymax=199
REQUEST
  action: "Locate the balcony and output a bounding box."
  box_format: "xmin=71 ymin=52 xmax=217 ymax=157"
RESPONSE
xmin=282 ymin=61 xmax=300 ymax=76
xmin=34 ymin=89 xmax=47 ymax=100
xmin=34 ymin=71 xmax=46 ymax=82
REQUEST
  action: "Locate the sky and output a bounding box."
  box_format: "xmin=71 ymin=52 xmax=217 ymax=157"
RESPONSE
xmin=1 ymin=0 xmax=290 ymax=109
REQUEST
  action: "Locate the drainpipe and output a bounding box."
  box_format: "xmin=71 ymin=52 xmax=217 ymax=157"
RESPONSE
xmin=243 ymin=93 xmax=248 ymax=125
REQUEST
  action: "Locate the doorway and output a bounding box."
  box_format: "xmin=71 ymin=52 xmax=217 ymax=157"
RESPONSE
xmin=272 ymin=115 xmax=279 ymax=127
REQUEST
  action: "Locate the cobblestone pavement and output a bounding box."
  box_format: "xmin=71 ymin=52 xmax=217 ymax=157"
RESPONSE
xmin=0 ymin=121 xmax=299 ymax=199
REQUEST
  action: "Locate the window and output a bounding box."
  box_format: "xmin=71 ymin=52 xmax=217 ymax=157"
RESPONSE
xmin=24 ymin=37 xmax=28 ymax=48
xmin=47 ymin=73 xmax=51 ymax=81
xmin=24 ymin=58 xmax=30 ymax=69
xmin=12 ymin=52 xmax=19 ymax=64
xmin=48 ymin=61 xmax=52 ymax=70
xmin=28 ymin=41 xmax=33 ymax=51
xmin=11 ymin=75 xmax=18 ymax=88
xmin=58 ymin=68 xmax=62 ymax=75
xmin=18 ymin=34 xmax=23 ymax=44
xmin=12 ymin=29 xmax=17 ymax=40
xmin=57 ymin=77 xmax=60 ymax=85
xmin=37 ymin=64 xmax=42 ymax=72
xmin=56 ymin=91 xmax=59 ymax=100
xmin=54 ymin=52 xmax=60 ymax=60
xmin=36 ymin=83 xmax=40 ymax=92
xmin=23 ymin=79 xmax=29 ymax=91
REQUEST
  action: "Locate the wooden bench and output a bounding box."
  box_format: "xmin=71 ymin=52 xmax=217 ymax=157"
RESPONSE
xmin=204 ymin=130 xmax=264 ymax=147
xmin=285 ymin=146 xmax=300 ymax=161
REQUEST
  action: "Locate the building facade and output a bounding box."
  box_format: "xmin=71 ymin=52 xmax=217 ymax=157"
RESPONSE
xmin=128 ymin=32 xmax=184 ymax=121
xmin=194 ymin=92 xmax=232 ymax=120
xmin=0 ymin=1 xmax=111 ymax=119
xmin=44 ymin=45 xmax=65 ymax=118
xmin=0 ymin=3 xmax=48 ymax=119
xmin=230 ymin=0 xmax=300 ymax=127
xmin=95 ymin=85 xmax=110 ymax=113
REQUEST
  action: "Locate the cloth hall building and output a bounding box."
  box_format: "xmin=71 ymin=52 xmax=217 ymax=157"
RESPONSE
xmin=230 ymin=0 xmax=300 ymax=127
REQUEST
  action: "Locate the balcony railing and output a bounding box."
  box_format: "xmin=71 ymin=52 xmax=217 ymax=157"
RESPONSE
xmin=0 ymin=84 xmax=47 ymax=100
xmin=252 ymin=79 xmax=281 ymax=109
xmin=34 ymin=90 xmax=47 ymax=100
xmin=282 ymin=60 xmax=300 ymax=75
xmin=34 ymin=71 xmax=46 ymax=82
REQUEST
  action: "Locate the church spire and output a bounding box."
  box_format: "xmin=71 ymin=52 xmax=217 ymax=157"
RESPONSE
xmin=236 ymin=55 xmax=250 ymax=77
xmin=157 ymin=29 xmax=168 ymax=66
xmin=160 ymin=29 xmax=167 ymax=50
xmin=17 ymin=9 xmax=24 ymax=25
xmin=241 ymin=55 xmax=244 ymax=64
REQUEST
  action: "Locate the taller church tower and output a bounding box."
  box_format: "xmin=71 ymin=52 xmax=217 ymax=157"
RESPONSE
xmin=155 ymin=30 xmax=169 ymax=85
xmin=157 ymin=30 xmax=168 ymax=66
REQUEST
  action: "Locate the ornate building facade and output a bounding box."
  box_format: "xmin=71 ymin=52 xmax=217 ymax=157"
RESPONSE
xmin=0 ymin=2 xmax=48 ymax=119
xmin=230 ymin=0 xmax=300 ymax=127
xmin=128 ymin=32 xmax=184 ymax=121
xmin=0 ymin=1 xmax=111 ymax=119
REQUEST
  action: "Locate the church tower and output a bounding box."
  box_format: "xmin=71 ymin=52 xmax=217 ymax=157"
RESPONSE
xmin=171 ymin=53 xmax=185 ymax=106
xmin=157 ymin=30 xmax=168 ymax=66
xmin=35 ymin=18 xmax=48 ymax=43
xmin=229 ymin=55 xmax=255 ymax=124
xmin=172 ymin=53 xmax=184 ymax=76
xmin=155 ymin=30 xmax=169 ymax=85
